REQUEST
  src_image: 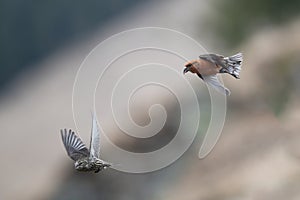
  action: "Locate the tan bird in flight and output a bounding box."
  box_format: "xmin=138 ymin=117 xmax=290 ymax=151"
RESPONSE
xmin=183 ymin=53 xmax=243 ymax=95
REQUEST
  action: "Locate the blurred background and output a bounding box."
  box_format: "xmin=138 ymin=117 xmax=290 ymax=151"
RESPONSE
xmin=1 ymin=0 xmax=300 ymax=199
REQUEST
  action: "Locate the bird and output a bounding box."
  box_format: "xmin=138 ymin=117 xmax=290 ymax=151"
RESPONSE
xmin=60 ymin=113 xmax=111 ymax=173
xmin=183 ymin=53 xmax=243 ymax=95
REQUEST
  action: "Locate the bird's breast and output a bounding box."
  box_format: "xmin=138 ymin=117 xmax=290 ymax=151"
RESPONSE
xmin=194 ymin=60 xmax=221 ymax=76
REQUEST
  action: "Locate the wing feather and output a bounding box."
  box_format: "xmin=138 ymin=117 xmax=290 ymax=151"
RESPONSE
xmin=60 ymin=129 xmax=89 ymax=161
xmin=89 ymin=113 xmax=101 ymax=158
xmin=199 ymin=54 xmax=226 ymax=68
xmin=203 ymin=75 xmax=231 ymax=96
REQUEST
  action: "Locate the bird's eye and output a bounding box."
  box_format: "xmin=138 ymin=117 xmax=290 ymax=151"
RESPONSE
xmin=185 ymin=63 xmax=192 ymax=67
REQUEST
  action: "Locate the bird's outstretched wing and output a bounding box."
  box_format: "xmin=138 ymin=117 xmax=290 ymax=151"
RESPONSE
xmin=89 ymin=113 xmax=101 ymax=159
xmin=61 ymin=129 xmax=89 ymax=161
xmin=199 ymin=54 xmax=226 ymax=68
xmin=203 ymin=75 xmax=230 ymax=96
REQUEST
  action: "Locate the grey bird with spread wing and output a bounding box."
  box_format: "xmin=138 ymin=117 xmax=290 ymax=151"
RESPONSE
xmin=183 ymin=53 xmax=243 ymax=95
xmin=60 ymin=114 xmax=111 ymax=173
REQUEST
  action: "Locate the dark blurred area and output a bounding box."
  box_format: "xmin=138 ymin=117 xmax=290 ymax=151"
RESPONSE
xmin=209 ymin=0 xmax=300 ymax=48
xmin=0 ymin=0 xmax=144 ymax=90
xmin=208 ymin=0 xmax=300 ymax=116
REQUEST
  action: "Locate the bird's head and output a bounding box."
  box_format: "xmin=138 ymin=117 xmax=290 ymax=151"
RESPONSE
xmin=183 ymin=62 xmax=193 ymax=74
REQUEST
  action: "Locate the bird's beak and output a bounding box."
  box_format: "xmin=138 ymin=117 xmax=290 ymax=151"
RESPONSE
xmin=183 ymin=67 xmax=189 ymax=74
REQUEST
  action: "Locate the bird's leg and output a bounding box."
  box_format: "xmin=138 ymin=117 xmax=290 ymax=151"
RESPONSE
xmin=230 ymin=73 xmax=240 ymax=79
xmin=219 ymin=68 xmax=227 ymax=73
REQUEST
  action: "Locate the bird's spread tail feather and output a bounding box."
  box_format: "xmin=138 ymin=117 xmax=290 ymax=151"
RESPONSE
xmin=224 ymin=53 xmax=243 ymax=79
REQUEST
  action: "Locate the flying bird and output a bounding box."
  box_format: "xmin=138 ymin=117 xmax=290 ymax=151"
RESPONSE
xmin=60 ymin=114 xmax=111 ymax=173
xmin=183 ymin=53 xmax=243 ymax=95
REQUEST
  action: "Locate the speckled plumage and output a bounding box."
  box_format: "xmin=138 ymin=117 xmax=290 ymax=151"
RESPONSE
xmin=60 ymin=114 xmax=111 ymax=173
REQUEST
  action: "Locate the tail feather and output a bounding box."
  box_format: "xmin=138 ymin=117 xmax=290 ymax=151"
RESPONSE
xmin=225 ymin=53 xmax=243 ymax=78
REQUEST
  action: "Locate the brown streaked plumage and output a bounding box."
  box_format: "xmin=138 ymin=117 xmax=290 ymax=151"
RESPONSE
xmin=183 ymin=53 xmax=243 ymax=95
xmin=60 ymin=113 xmax=111 ymax=173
